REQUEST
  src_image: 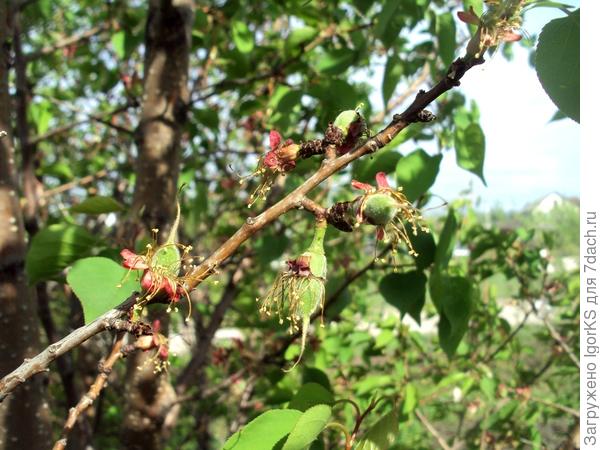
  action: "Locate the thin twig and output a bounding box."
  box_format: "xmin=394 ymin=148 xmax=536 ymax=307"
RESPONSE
xmin=0 ymin=295 xmax=144 ymax=401
xmin=52 ymin=332 xmax=133 ymax=450
xmin=24 ymin=23 xmax=110 ymax=62
xmin=415 ymin=408 xmax=452 ymax=450
xmin=530 ymin=396 xmax=580 ymax=418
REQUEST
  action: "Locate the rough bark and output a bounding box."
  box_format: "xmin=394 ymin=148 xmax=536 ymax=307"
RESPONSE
xmin=0 ymin=1 xmax=51 ymax=448
xmin=121 ymin=1 xmax=193 ymax=448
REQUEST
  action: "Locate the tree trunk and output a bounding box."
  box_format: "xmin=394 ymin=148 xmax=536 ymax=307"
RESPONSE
xmin=120 ymin=1 xmax=193 ymax=448
xmin=0 ymin=2 xmax=51 ymax=448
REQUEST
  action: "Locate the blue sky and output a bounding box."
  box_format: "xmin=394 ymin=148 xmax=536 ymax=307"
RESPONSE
xmin=433 ymin=2 xmax=580 ymax=211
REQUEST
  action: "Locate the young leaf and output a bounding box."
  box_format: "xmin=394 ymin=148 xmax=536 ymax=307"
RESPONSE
xmin=535 ymin=9 xmax=580 ymax=122
xmin=70 ymin=196 xmax=126 ymax=214
xmin=67 ymin=257 xmax=141 ymax=324
xmin=355 ymin=410 xmax=400 ymax=450
xmin=282 ymin=405 xmax=331 ymax=450
xmin=379 ymin=271 xmax=427 ymax=324
xmin=288 ymin=383 xmax=334 ymax=412
xmin=25 ymin=224 xmax=98 ymax=284
xmin=222 ymin=409 xmax=302 ymax=450
xmin=395 ymin=149 xmax=442 ymax=202
xmin=455 ymin=123 xmax=486 ymax=185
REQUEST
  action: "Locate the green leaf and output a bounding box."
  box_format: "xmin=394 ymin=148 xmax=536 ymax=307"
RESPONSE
xmin=480 ymin=377 xmax=497 ymax=401
xmin=382 ymin=54 xmax=403 ymax=106
xmin=409 ymin=231 xmax=436 ymax=271
xmin=455 ymin=123 xmax=486 ymax=185
xmin=232 ymin=21 xmax=254 ymax=54
xmin=535 ymin=9 xmax=580 ymax=122
xmin=282 ymin=405 xmax=331 ymax=450
xmin=433 ymin=208 xmax=458 ymax=272
xmin=111 ymin=31 xmax=126 ymax=59
xmin=316 ymin=48 xmax=356 ymax=75
xmin=395 ymin=149 xmax=442 ymax=202
xmin=353 ymin=148 xmax=402 ymax=182
xmin=222 ymin=409 xmax=302 ymax=450
xmin=355 ymin=410 xmax=400 ymax=450
xmin=70 ymin=196 xmax=126 ymax=215
xmin=374 ymin=0 xmax=402 ymax=40
xmin=402 ymin=383 xmax=418 ymax=414
xmin=67 ymin=257 xmax=141 ymax=324
xmin=288 ymin=383 xmax=334 ymax=412
xmin=285 ymin=27 xmax=319 ymax=56
xmin=26 ymin=224 xmax=97 ymax=284
xmin=436 ymin=13 xmax=456 ymax=66
xmin=429 ymin=274 xmax=473 ymax=358
xmin=379 ymin=271 xmax=427 ymax=324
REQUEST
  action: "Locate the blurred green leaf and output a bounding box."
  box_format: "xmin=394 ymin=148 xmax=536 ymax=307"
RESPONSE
xmin=316 ymin=48 xmax=356 ymax=75
xmin=429 ymin=273 xmax=473 ymax=358
xmin=232 ymin=21 xmax=254 ymax=53
xmin=379 ymin=271 xmax=427 ymax=324
xmin=436 ymin=12 xmax=456 ymax=66
xmin=26 ymin=224 xmax=98 ymax=284
xmin=455 ymin=123 xmax=486 ymax=185
xmin=288 ymin=383 xmax=334 ymax=412
xmin=382 ymin=53 xmax=403 ymax=106
xmin=71 ymin=196 xmax=126 ymax=215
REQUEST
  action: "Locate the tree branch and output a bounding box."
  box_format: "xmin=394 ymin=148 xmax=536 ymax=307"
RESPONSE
xmin=24 ymin=23 xmax=110 ymax=62
xmin=52 ymin=332 xmax=134 ymax=450
xmin=0 ymin=53 xmax=484 ymax=398
xmin=0 ymin=296 xmax=149 ymax=401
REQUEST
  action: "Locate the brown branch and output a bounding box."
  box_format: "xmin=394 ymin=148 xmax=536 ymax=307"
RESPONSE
xmin=0 ymin=53 xmax=484 ymax=398
xmin=299 ymin=197 xmax=327 ymax=220
xmin=24 ymin=23 xmax=110 ymax=62
xmin=52 ymin=332 xmax=133 ymax=450
xmin=0 ymin=295 xmax=145 ymax=402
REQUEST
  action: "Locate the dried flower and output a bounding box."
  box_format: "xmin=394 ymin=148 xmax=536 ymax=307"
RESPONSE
xmin=350 ymin=172 xmax=429 ymax=263
xmin=134 ymin=320 xmax=170 ymax=373
xmin=458 ymin=1 xmax=525 ymax=58
xmin=258 ymin=221 xmax=327 ymax=370
xmin=244 ymin=130 xmax=300 ymax=206
xmin=119 ymin=202 xmax=211 ymax=320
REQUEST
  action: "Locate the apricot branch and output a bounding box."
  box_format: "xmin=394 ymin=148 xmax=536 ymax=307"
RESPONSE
xmin=0 ymin=52 xmax=486 ymax=399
